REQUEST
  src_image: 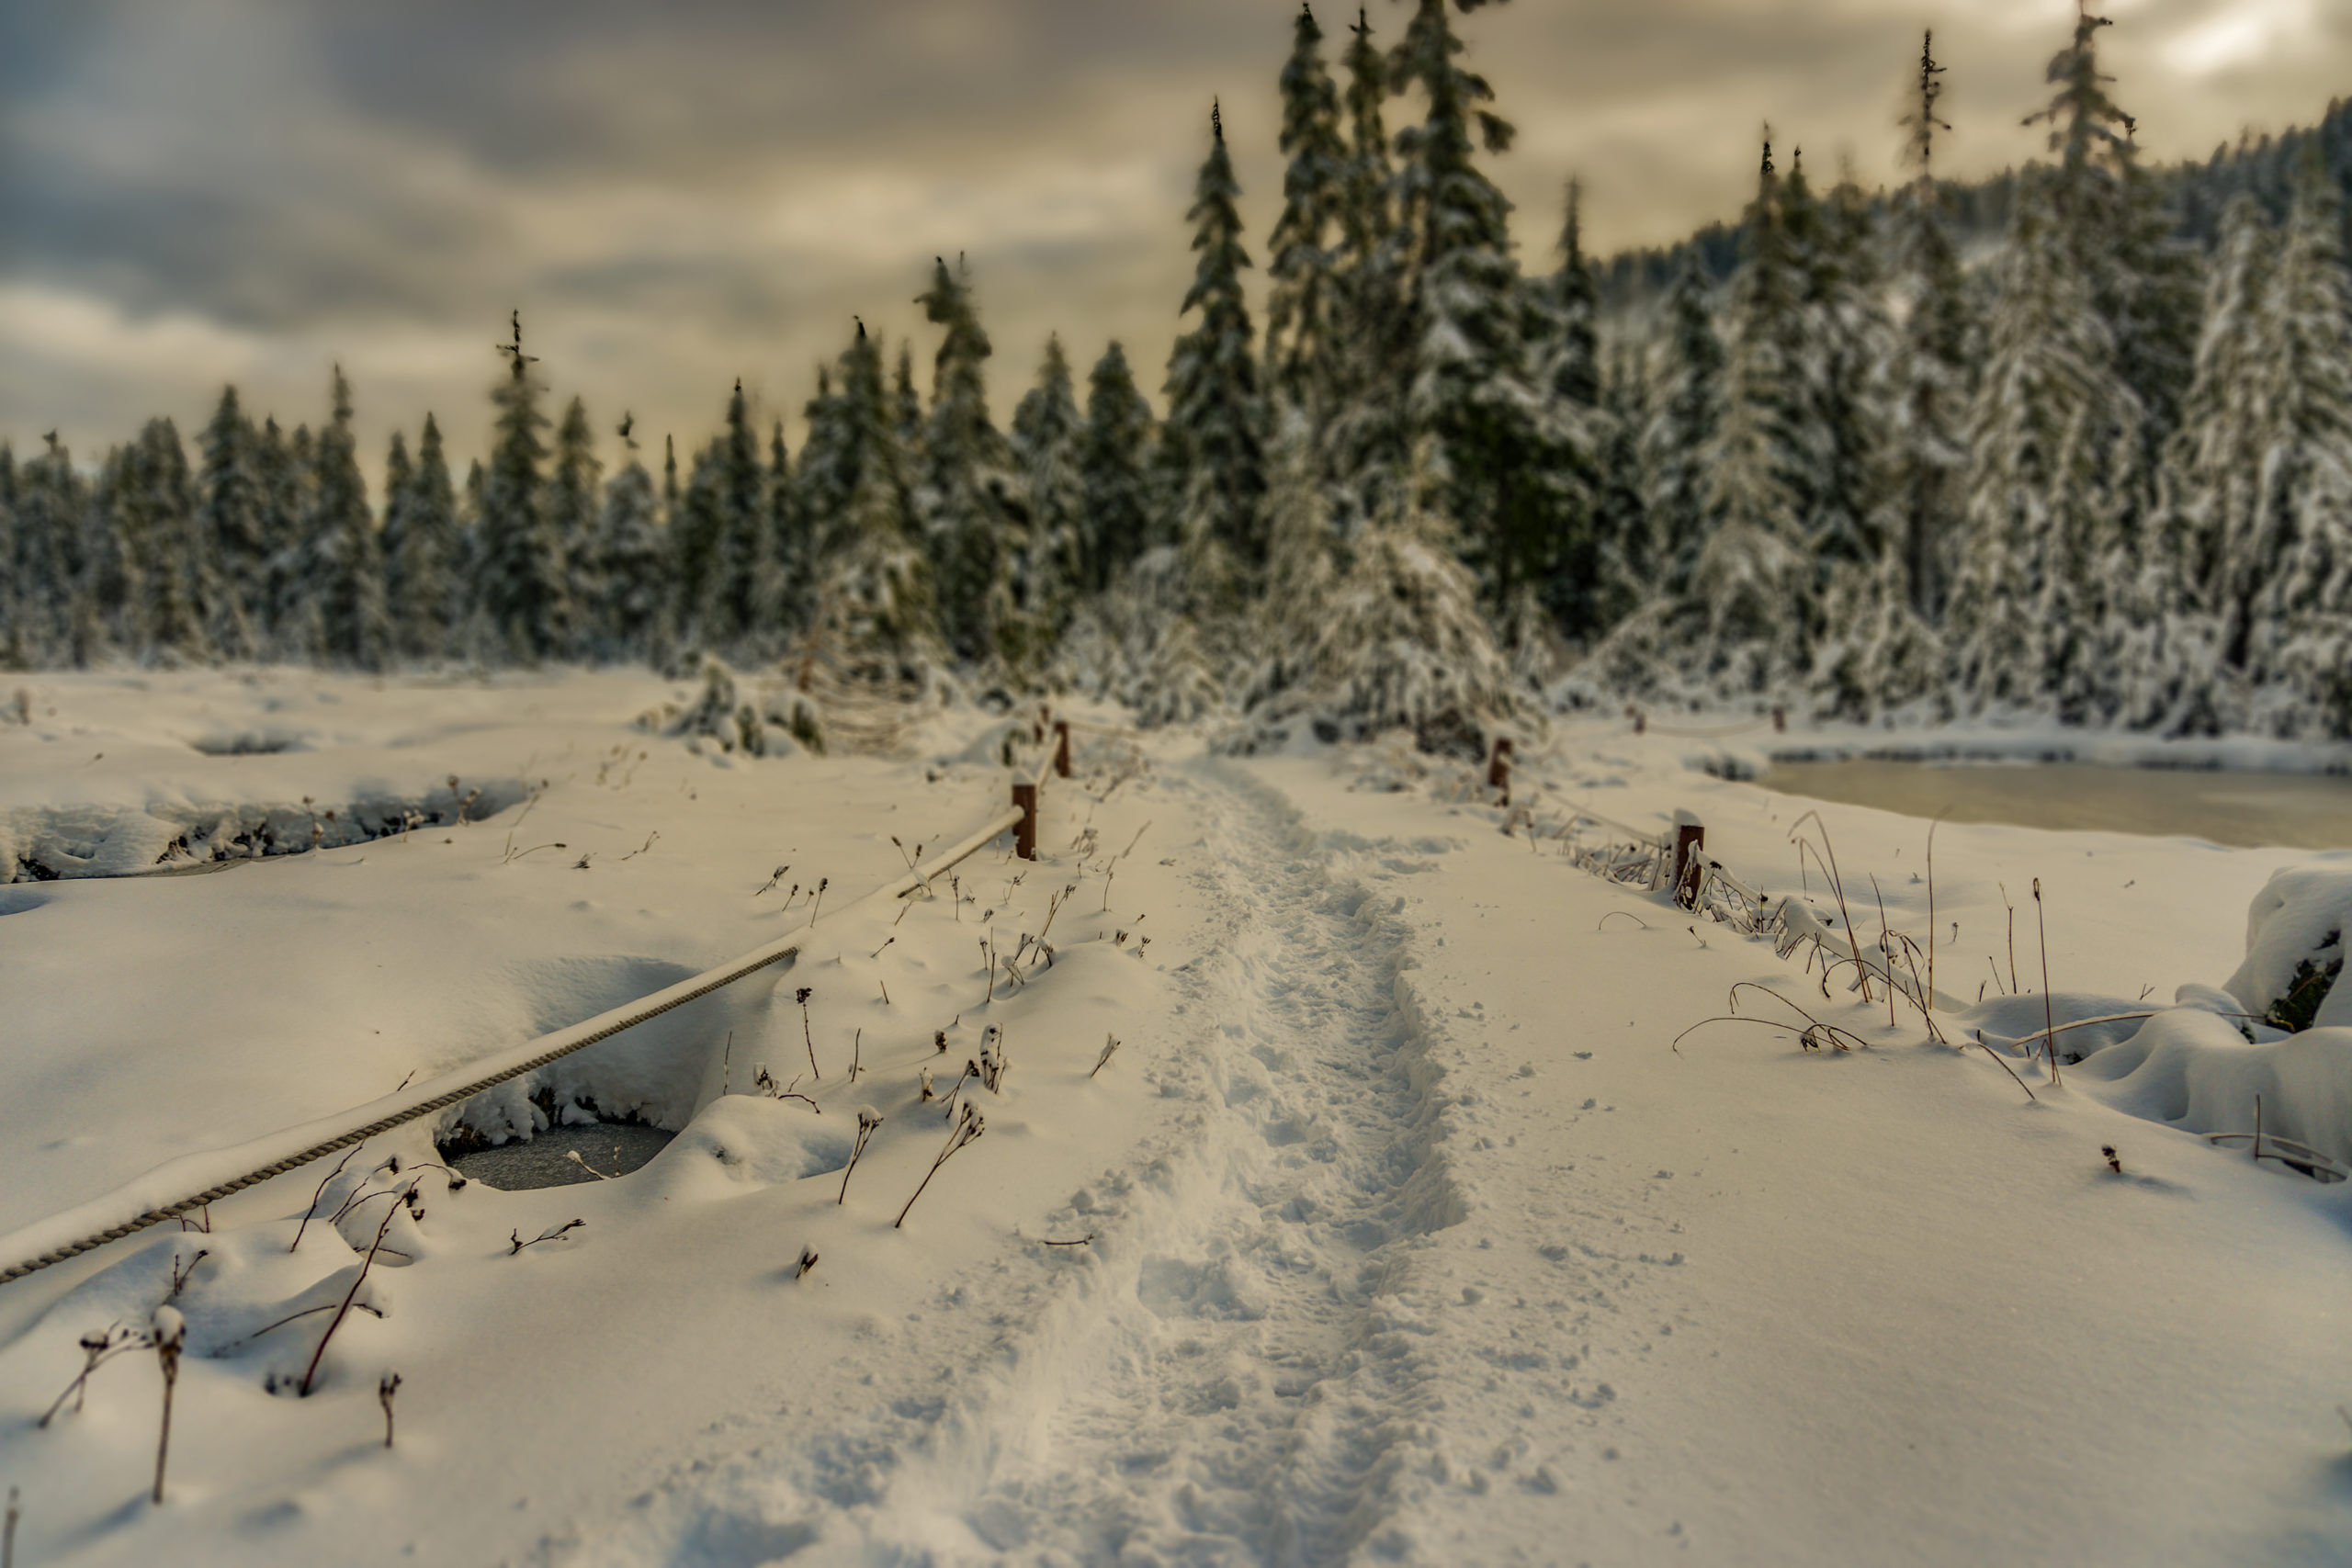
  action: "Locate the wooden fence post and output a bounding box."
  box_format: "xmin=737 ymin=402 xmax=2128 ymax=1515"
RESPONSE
xmin=1487 ymin=736 xmax=1513 ymax=803
xmin=1671 ymin=820 xmax=1706 ymax=909
xmin=1012 ymin=782 xmax=1038 ymax=861
xmin=1053 ymin=720 xmax=1072 ymax=779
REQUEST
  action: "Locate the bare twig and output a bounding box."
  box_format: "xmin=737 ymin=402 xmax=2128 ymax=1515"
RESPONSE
xmin=301 ymin=1181 xmax=414 ymax=1395
xmin=508 ymin=1219 xmax=585 ymax=1256
xmin=895 ymin=1103 xmax=985 ymax=1229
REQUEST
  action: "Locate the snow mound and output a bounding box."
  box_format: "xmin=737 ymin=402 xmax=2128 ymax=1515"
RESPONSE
xmin=2223 ymin=866 xmax=2351 ymax=1031
xmin=2075 ymin=1010 xmax=2352 ymax=1172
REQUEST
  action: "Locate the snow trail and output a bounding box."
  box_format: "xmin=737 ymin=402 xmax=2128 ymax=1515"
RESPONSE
xmin=890 ymin=761 xmax=1464 ymax=1562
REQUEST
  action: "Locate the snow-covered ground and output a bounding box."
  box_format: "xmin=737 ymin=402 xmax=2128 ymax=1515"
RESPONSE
xmin=3 ymin=670 xmax=2350 ymax=1566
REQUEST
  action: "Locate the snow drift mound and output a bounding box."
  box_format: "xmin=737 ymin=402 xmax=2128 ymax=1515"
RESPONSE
xmin=1962 ymin=866 xmax=2352 ymax=1173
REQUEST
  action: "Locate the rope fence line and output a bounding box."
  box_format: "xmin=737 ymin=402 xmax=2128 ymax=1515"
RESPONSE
xmin=0 ymin=795 xmax=1027 ymax=1289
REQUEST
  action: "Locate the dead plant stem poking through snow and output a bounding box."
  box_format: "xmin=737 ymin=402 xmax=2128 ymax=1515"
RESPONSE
xmin=839 ymin=1109 xmax=884 ymax=1203
xmin=379 ymin=1372 xmax=401 ymax=1449
xmin=1091 ymin=1034 xmax=1120 ymax=1078
xmin=797 ymin=987 xmax=820 ymax=1079
xmin=4 ymin=1485 xmax=17 ymax=1568
xmin=300 ymin=1179 xmax=415 ymax=1397
xmin=151 ymin=1305 xmax=185 ymax=1506
xmin=2033 ymin=878 xmax=2061 ymax=1085
xmin=509 ymin=1219 xmax=585 ymax=1255
xmin=896 ymin=1103 xmax=985 ymax=1229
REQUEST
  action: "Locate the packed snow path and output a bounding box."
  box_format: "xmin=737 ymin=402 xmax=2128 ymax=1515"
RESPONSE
xmin=905 ymin=763 xmax=1460 ymax=1562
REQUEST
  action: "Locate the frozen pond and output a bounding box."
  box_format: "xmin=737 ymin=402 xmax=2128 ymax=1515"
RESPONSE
xmin=1759 ymin=758 xmax=2352 ymax=850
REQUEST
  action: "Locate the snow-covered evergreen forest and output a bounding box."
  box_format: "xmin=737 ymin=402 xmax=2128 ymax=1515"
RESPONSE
xmin=6 ymin=4 xmax=2350 ymax=745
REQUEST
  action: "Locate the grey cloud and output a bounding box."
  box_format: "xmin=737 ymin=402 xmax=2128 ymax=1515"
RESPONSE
xmin=2 ymin=0 xmax=2339 ymax=482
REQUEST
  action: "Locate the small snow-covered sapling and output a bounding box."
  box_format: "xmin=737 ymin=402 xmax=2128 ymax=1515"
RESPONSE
xmin=379 ymin=1372 xmax=401 ymax=1449
xmin=838 ymin=1108 xmax=884 ymax=1203
xmin=152 ymin=1305 xmax=185 ymax=1505
xmin=895 ymin=1103 xmax=986 ymax=1230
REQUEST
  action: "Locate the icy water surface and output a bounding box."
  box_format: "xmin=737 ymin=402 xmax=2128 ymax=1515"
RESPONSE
xmin=448 ymin=1122 xmax=675 ymax=1190
xmin=1760 ymin=759 xmax=2352 ymax=850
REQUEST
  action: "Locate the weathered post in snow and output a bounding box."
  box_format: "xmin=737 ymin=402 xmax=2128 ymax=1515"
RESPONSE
xmin=1012 ymin=782 xmax=1038 ymax=861
xmin=1053 ymin=720 xmax=1072 ymax=779
xmin=1487 ymin=737 xmax=1513 ymax=803
xmin=1771 ymin=705 xmax=1786 ymax=733
xmin=1671 ymin=817 xmax=1706 ymax=910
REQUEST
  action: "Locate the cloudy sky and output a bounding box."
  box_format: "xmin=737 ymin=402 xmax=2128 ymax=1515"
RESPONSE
xmin=3 ymin=0 xmax=2343 ymax=484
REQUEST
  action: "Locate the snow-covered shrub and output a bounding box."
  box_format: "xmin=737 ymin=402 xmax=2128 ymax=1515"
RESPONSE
xmin=2226 ymin=868 xmax=2350 ymax=1032
xmin=1236 ymin=513 xmax=1523 ymax=759
xmin=1132 ymin=615 xmax=1224 ymax=729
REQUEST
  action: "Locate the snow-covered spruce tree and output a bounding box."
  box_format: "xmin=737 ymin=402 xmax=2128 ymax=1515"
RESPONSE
xmin=198 ymin=386 xmax=266 ymax=659
xmin=2027 ymin=3 xmax=2199 ymax=460
xmin=1388 ymin=0 xmax=1580 ymax=619
xmin=701 ymin=379 xmax=770 ymax=651
xmin=1322 ymin=5 xmax=1410 ymax=532
xmin=549 ymin=396 xmax=604 ymax=657
xmin=1264 ymin=3 xmax=1349 ymax=423
xmin=1585 ymin=346 xmax=1652 ymax=633
xmin=1798 ymin=159 xmax=1895 ymax=580
xmin=1245 ymin=403 xmax=1340 ymax=707
xmin=1885 ymin=31 xmax=1972 ymax=621
xmin=590 ymin=414 xmax=670 ymax=662
xmin=1163 ymin=102 xmax=1267 ymax=605
xmin=1808 ymin=549 xmax=1941 ymax=720
xmin=1639 ymin=254 xmax=1723 ymax=602
xmin=756 ymin=420 xmax=803 ymax=640
xmin=82 ymin=444 xmax=144 ymax=660
xmin=1133 ymin=612 xmax=1225 ymax=729
xmin=254 ymin=417 xmax=309 ymax=654
xmin=810 ymin=318 xmax=943 ymax=686
xmin=386 ymin=413 xmax=459 ymax=661
xmin=1524 ymin=179 xmax=1611 ymax=641
xmin=1259 ymin=463 xmax=1521 ymax=758
xmin=668 ymin=434 xmax=726 ymax=652
xmin=1691 ymin=140 xmax=1814 ymax=694
xmin=378 ymin=427 xmax=413 ymax=646
xmin=123 ymin=418 xmax=207 ymax=666
xmin=1944 ymin=172 xmax=2145 ymax=717
xmin=16 ymin=436 xmax=90 ymax=665
xmin=2243 ymin=146 xmax=2352 ymax=736
xmin=0 ymin=446 xmax=17 ymax=666
xmin=477 ymin=314 xmax=571 ymax=660
xmin=1077 ymin=341 xmax=1157 ymax=593
xmin=1010 ymin=335 xmax=1086 ymax=638
xmin=305 ymin=368 xmax=389 ymax=669
xmin=915 ymin=256 xmax=1023 ymax=665
xmin=2144 ymin=195 xmax=2274 ymax=728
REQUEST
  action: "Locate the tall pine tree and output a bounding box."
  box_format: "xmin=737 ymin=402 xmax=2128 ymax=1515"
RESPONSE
xmin=1265 ymin=5 xmax=1349 ymax=420
xmin=477 ymin=314 xmax=570 ymax=659
xmin=1163 ymin=102 xmax=1267 ymax=601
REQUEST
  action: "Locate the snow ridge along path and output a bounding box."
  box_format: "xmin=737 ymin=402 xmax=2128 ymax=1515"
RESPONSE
xmin=913 ymin=761 xmax=1466 ymax=1563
